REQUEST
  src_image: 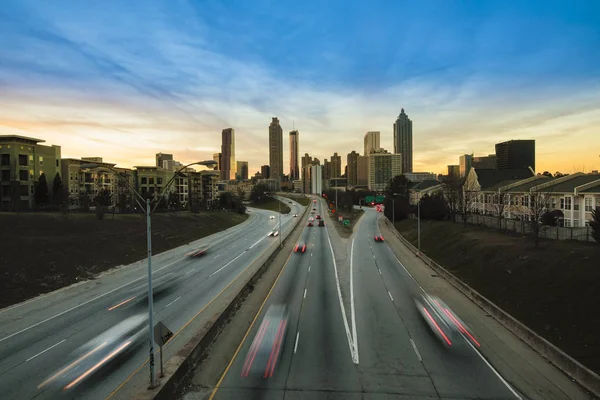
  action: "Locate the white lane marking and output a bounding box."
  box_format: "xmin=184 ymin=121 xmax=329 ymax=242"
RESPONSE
xmin=26 ymin=339 xmax=66 ymax=362
xmin=350 ymin=238 xmax=358 ymax=359
xmin=184 ymin=268 xmax=196 ymax=276
xmin=303 ymin=289 xmax=307 ymax=299
xmin=308 ymin=266 xmax=311 ymax=272
xmin=410 ymin=339 xmax=422 ymax=361
xmin=466 ymin=341 xmax=523 ymax=399
xmin=373 ymin=254 xmax=376 ymax=259
xmin=213 ymin=254 xmax=220 ymax=259
xmin=165 ymin=296 xmax=181 ymax=308
xmin=209 ymin=251 xmax=246 ymax=278
xmin=388 ymin=292 xmax=394 ymax=302
xmin=294 ymin=332 xmax=300 ymax=354
xmin=325 ymin=226 xmax=358 ymax=364
xmin=248 ymin=236 xmax=264 ymax=249
xmin=378 ymin=268 xmax=382 ymax=275
xmin=232 ymin=244 xmax=236 ymax=249
xmin=388 ymin=250 xmax=426 ymax=294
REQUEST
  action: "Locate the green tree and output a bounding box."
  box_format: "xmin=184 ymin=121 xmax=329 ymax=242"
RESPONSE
xmin=541 ymin=209 xmax=563 ymax=226
xmin=386 ymin=175 xmax=411 ymax=198
xmin=34 ymin=173 xmax=50 ymax=207
xmin=419 ymin=192 xmax=449 ymax=220
xmin=250 ymin=184 xmax=271 ymax=203
xmin=168 ymin=192 xmax=181 ymax=210
xmin=52 ymin=173 xmax=68 ymax=208
xmin=590 ymin=207 xmax=600 ymax=243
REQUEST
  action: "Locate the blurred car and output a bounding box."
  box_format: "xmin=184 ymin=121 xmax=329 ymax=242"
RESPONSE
xmin=294 ymin=242 xmax=307 ymax=252
xmin=307 ymin=221 xmax=314 ymax=227
xmin=186 ymin=245 xmax=210 ymax=257
xmin=241 ymin=304 xmax=289 ymax=378
xmin=269 ymin=215 xmax=275 ymax=219
xmin=318 ymin=220 xmax=325 ymax=227
xmin=414 ymin=294 xmax=480 ymax=349
xmin=374 ymin=235 xmax=384 ymax=242
xmin=39 ymin=314 xmax=148 ymax=394
xmin=268 ymin=230 xmax=279 ymax=237
xmin=293 ymin=214 xmax=298 ymax=217
xmin=313 ymin=199 xmax=317 ymax=203
xmin=313 ymin=207 xmax=316 ymax=210
xmin=315 ymin=215 xmax=321 ymax=219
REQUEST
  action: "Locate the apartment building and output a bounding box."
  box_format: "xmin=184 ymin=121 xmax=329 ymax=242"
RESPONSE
xmin=368 ymin=150 xmax=402 ymax=191
xmin=189 ymin=170 xmax=220 ymax=210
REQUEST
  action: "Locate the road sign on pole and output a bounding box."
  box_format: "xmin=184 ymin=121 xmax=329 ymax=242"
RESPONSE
xmin=154 ymin=321 xmax=174 ymax=378
xmin=366 ymin=196 xmax=374 ymax=203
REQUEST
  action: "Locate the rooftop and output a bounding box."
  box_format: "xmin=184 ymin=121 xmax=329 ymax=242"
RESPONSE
xmin=410 ymin=180 xmax=442 ymax=191
xmin=543 ymin=174 xmax=600 ymax=193
xmin=504 ymin=176 xmax=555 ymax=193
xmin=473 ymin=168 xmax=534 ymax=190
xmin=0 ymin=135 xmax=45 ymax=144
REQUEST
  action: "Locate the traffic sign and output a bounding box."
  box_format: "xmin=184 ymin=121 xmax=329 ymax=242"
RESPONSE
xmin=365 ymin=196 xmax=374 ymax=203
xmin=154 ymin=321 xmax=173 ymax=347
xmin=343 ymin=220 xmax=350 ymax=226
xmin=375 ymin=195 xmax=384 ymax=203
xmin=338 ymin=216 xmax=343 ymax=222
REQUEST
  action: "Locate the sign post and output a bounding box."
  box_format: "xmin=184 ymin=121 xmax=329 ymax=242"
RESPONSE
xmin=154 ymin=321 xmax=174 ymax=378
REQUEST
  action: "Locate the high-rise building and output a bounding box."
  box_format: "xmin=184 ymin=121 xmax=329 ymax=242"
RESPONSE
xmin=393 ymin=108 xmax=413 ymax=173
xmin=495 ymin=140 xmax=535 ymax=171
xmin=357 ymin=155 xmax=369 ymax=187
xmin=269 ymin=117 xmax=283 ymax=185
xmin=330 ymin=152 xmax=341 ymax=178
xmin=289 ymin=130 xmax=299 ymax=181
xmin=310 ymin=165 xmax=323 ymax=195
xmin=447 ymin=165 xmax=460 ymax=180
xmin=221 ymin=128 xmax=235 ymax=181
xmin=473 ymin=154 xmax=497 ymax=169
xmin=368 ymin=149 xmax=402 ymax=191
xmin=404 ymin=172 xmax=436 ymax=182
xmin=236 ymin=161 xmax=249 ymax=181
xmin=301 ymin=153 xmax=312 ymax=170
xmin=261 ymin=165 xmax=270 ymax=179
xmin=364 ymin=131 xmax=380 ymax=156
xmin=156 ymin=153 xmax=173 ymax=168
xmin=213 ymin=153 xmax=221 ymax=171
xmin=312 ymin=158 xmax=320 ymax=166
xmin=347 ymin=151 xmax=359 ymax=187
xmin=459 ymin=154 xmax=473 ymax=178
xmin=322 ymin=159 xmax=330 ymax=181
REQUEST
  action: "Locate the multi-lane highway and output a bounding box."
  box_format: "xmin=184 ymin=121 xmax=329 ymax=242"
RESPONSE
xmin=207 ymin=199 xmax=589 ymax=399
xmin=0 ymin=201 xmax=303 ymax=400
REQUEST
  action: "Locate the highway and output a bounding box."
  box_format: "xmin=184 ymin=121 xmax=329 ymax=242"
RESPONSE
xmin=0 ymin=201 xmax=303 ymax=400
xmin=208 ymin=199 xmax=528 ymax=399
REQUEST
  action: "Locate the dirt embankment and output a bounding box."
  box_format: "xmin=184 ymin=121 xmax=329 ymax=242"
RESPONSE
xmin=395 ymin=218 xmax=600 ymax=375
xmin=0 ymin=211 xmax=248 ymax=308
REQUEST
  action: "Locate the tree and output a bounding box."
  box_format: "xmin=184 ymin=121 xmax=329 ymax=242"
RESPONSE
xmin=419 ymin=192 xmax=449 ymax=220
xmin=95 ymin=188 xmax=112 ymax=220
xmin=250 ymin=184 xmax=271 ymax=203
xmin=386 ymin=175 xmax=411 ymax=198
xmin=541 ymin=171 xmax=553 ymax=177
xmin=590 ymin=207 xmax=600 ymax=243
xmin=442 ymin=182 xmax=461 ymax=222
xmin=458 ymin=177 xmax=478 ymax=227
xmin=168 ymin=192 xmax=181 ymax=210
xmin=51 ymin=173 xmax=68 ymax=208
xmin=528 ymin=186 xmax=553 ymax=247
xmin=493 ymin=191 xmax=507 ymax=230
xmin=541 ymin=209 xmax=563 ymax=226
xmin=34 ymin=173 xmax=50 ymax=208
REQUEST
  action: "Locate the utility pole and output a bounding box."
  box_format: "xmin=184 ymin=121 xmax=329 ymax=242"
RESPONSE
xmin=417 ymin=192 xmax=421 ymax=253
xmin=146 ymin=198 xmax=156 ymax=388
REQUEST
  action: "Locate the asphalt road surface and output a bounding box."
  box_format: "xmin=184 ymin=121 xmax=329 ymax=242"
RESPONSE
xmin=0 ymin=202 xmax=302 ymax=400
xmin=208 ymin=199 xmax=528 ymax=399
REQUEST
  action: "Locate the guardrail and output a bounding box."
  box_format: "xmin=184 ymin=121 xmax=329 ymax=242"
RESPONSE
xmin=382 ymin=217 xmax=600 ymax=398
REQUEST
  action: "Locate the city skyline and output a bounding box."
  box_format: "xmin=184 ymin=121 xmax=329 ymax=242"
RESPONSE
xmin=1 ymin=1 xmax=599 ymax=175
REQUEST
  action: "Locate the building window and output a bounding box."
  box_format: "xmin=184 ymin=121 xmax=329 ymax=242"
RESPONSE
xmin=18 ymin=154 xmax=28 ymax=166
xmin=149 ymin=177 xmax=154 ymax=185
xmin=141 ymin=177 xmax=147 ymax=184
xmin=0 ymin=154 xmax=9 ymax=166
xmin=30 ymin=170 xmax=34 ymax=179
xmin=157 ymin=177 xmax=162 ymax=184
xmin=564 ymin=219 xmax=571 ymax=227
xmin=574 ymin=203 xmax=579 ymax=211
xmin=1 ymin=170 xmax=10 ymax=181
xmin=20 ymin=185 xmax=28 ymax=196
xmin=19 ymin=170 xmax=28 ymax=181
xmin=573 ymin=219 xmax=579 ymax=227
xmin=56 ymin=159 xmax=59 ymax=167
xmin=585 ymin=198 xmax=593 ymax=212
xmin=564 ymin=197 xmax=572 ymax=210
xmin=39 ymin=156 xmax=44 ymax=166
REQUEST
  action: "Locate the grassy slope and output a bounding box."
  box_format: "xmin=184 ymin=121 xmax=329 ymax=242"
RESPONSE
xmin=395 ymin=218 xmax=600 ymax=374
xmin=250 ymin=198 xmax=291 ymax=214
xmin=279 ymin=194 xmax=311 ymax=206
xmin=0 ymin=211 xmax=248 ymax=308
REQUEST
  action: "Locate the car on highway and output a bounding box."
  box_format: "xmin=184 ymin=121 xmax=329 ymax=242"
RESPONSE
xmin=186 ymin=245 xmax=210 ymax=257
xmin=294 ymin=242 xmax=307 ymax=253
xmin=268 ymin=230 xmax=279 ymax=237
xmin=313 ymin=199 xmax=317 ymax=203
xmin=269 ymin=215 xmax=275 ymax=219
xmin=318 ymin=220 xmax=325 ymax=226
xmin=241 ymin=304 xmax=289 ymax=378
xmin=374 ymin=235 xmax=384 ymax=242
xmin=315 ymin=215 xmax=321 ymax=219
xmin=293 ymin=214 xmax=297 ymax=217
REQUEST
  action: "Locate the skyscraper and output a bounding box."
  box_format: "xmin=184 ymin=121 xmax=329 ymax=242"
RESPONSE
xmin=330 ymin=152 xmax=341 ymax=178
xmin=393 ymin=108 xmax=413 ymax=173
xmin=261 ymin=165 xmax=270 ymax=179
xmin=459 ymin=154 xmax=473 ymax=178
xmin=364 ymin=131 xmax=380 ymax=156
xmin=269 ymin=117 xmax=283 ymax=185
xmin=156 ymin=153 xmax=173 ymax=168
xmin=213 ymin=153 xmax=221 ymax=171
xmin=301 ymin=153 xmax=313 ymax=170
xmin=347 ymin=151 xmax=359 ymax=186
xmin=357 ymin=155 xmax=369 ymax=187
xmin=221 ymin=128 xmax=235 ymax=181
xmin=289 ymin=130 xmax=299 ymax=180
xmin=236 ymin=161 xmax=248 ymax=181
xmin=322 ymin=159 xmax=330 ymax=181
xmin=368 ymin=149 xmax=402 ymax=191
xmin=495 ymin=140 xmax=535 ymax=171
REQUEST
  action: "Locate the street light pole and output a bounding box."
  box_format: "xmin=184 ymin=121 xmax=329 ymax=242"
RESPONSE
xmin=145 ymin=197 xmax=156 ymax=387
xmin=278 ymin=196 xmax=282 ymax=248
xmin=417 ymin=192 xmax=421 ymax=253
xmin=393 ymin=197 xmax=395 ymax=226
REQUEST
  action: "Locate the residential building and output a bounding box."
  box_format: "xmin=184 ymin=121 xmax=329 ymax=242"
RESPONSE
xmin=330 ymin=152 xmax=342 ymax=178
xmin=495 ymin=140 xmax=535 ymax=171
xmin=269 ymin=117 xmax=283 ymax=186
xmin=312 ymin=158 xmax=321 ymax=166
xmin=447 ymin=165 xmax=460 ymax=180
xmin=289 ymin=130 xmax=299 ymax=180
xmin=368 ymin=149 xmax=402 ymax=191
xmin=309 ymin=165 xmax=323 ymax=195
xmin=156 ymin=153 xmax=173 ymax=168
xmin=236 ymin=161 xmax=249 ymax=181
xmin=221 ymin=128 xmax=236 ymax=181
xmin=293 ymin=180 xmax=303 ymax=193
xmin=357 ymin=155 xmax=369 ymax=187
xmin=301 ymin=153 xmax=313 ymax=170
xmin=393 ymin=108 xmax=413 ymax=173
xmin=364 ymin=131 xmax=380 ymax=156
xmin=404 ymin=172 xmax=436 ymax=183
xmin=409 ymin=180 xmax=443 ymax=205
xmin=188 ymin=170 xmax=220 ymax=210
xmin=0 ymin=135 xmax=62 ymax=210
xmin=347 ymin=151 xmax=359 ymax=186
xmin=213 ymin=152 xmax=221 ymax=171
xmin=473 ymin=154 xmax=497 ymax=169
xmin=261 ymin=165 xmax=270 ymax=179
xmin=134 ymin=166 xmax=175 ymax=201
xmin=302 ymin=165 xmax=311 ymax=194
xmin=459 ymin=154 xmax=473 ymax=178
xmin=162 ymin=159 xmax=183 ymax=171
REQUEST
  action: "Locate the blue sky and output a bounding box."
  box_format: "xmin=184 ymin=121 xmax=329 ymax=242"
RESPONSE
xmin=1 ymin=0 xmax=599 ymax=174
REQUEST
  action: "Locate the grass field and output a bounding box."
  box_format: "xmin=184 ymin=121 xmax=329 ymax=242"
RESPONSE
xmin=278 ymin=194 xmax=311 ymax=206
xmin=250 ymin=198 xmax=291 ymax=214
xmin=0 ymin=211 xmax=248 ymax=308
xmin=327 ymin=207 xmax=365 ymax=238
xmin=395 ymin=218 xmax=600 ymax=374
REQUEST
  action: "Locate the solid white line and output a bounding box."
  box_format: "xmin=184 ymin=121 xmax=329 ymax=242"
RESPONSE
xmin=294 ymin=332 xmax=299 ymax=353
xmin=184 ymin=268 xmax=195 ymax=276
xmin=389 ymin=250 xmax=426 ymax=294
xmin=388 ymin=291 xmax=394 ymax=302
xmin=26 ymin=339 xmax=66 ymax=362
xmin=303 ymin=289 xmax=307 ymax=299
xmin=350 ymin=238 xmax=358 ymax=360
xmin=410 ymin=339 xmax=422 ymax=361
xmin=325 ymin=226 xmax=358 ymax=364
xmin=466 ymin=341 xmax=523 ymax=399
xmin=209 ymin=251 xmax=246 ymax=278
xmin=248 ymin=237 xmax=264 ymax=249
xmin=165 ymin=296 xmax=181 ymax=308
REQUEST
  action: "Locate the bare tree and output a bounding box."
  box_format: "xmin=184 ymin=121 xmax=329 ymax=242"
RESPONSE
xmin=493 ymin=191 xmax=507 ymax=230
xmin=458 ymin=178 xmax=478 ymax=228
xmin=528 ymin=185 xmax=555 ymax=248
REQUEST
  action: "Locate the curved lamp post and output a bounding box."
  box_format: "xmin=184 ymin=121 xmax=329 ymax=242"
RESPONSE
xmin=80 ymin=159 xmax=216 ymax=388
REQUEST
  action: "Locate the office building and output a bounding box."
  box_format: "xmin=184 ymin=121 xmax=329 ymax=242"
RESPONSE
xmin=473 ymin=154 xmax=497 ymax=169
xmin=357 ymin=155 xmax=369 ymax=187
xmin=0 ymin=135 xmax=62 ymax=211
xmin=162 ymin=159 xmax=183 ymax=171
xmin=221 ymin=128 xmax=235 ymax=181
xmin=289 ymin=130 xmax=299 ymax=180
xmin=213 ymin=152 xmax=221 ymax=171
xmin=393 ymin=108 xmax=413 ymax=173
xmin=364 ymin=131 xmax=380 ymax=156
xmin=307 ymin=164 xmax=323 ymax=195
xmin=495 ymin=140 xmax=535 ymax=171
xmin=347 ymin=151 xmax=359 ymax=186
xmin=404 ymin=172 xmax=437 ymax=182
xmin=236 ymin=161 xmax=249 ymax=181
xmin=261 ymin=165 xmax=270 ymax=179
xmin=447 ymin=165 xmax=460 ymax=180
xmin=156 ymin=153 xmax=173 ymax=168
xmin=459 ymin=154 xmax=473 ymax=178
xmin=301 ymin=153 xmax=312 ymax=170
xmin=330 ymin=152 xmax=342 ymax=178
xmin=269 ymin=117 xmax=283 ymax=185
xmin=368 ymin=149 xmax=402 ymax=191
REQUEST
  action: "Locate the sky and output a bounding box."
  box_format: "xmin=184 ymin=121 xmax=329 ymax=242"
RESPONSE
xmin=1 ymin=0 xmax=599 ymax=176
